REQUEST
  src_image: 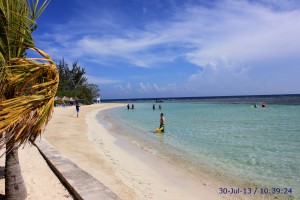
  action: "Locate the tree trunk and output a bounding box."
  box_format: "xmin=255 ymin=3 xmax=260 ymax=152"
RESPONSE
xmin=5 ymin=145 xmax=27 ymax=200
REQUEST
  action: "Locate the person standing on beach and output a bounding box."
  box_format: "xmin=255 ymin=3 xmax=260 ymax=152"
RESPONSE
xmin=127 ymin=104 xmax=130 ymax=110
xmin=75 ymin=101 xmax=80 ymax=117
xmin=132 ymin=104 xmax=134 ymax=109
xmin=153 ymin=104 xmax=155 ymax=110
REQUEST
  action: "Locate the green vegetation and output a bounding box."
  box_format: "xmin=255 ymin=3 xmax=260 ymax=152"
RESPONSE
xmin=56 ymin=58 xmax=100 ymax=105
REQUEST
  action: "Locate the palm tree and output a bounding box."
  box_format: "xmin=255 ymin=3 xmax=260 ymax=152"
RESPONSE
xmin=0 ymin=0 xmax=58 ymax=199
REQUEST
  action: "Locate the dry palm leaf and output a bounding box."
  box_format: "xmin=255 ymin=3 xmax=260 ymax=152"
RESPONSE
xmin=0 ymin=47 xmax=58 ymax=152
xmin=0 ymin=0 xmax=55 ymax=153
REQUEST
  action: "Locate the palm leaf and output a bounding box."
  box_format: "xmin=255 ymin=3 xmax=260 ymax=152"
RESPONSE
xmin=0 ymin=0 xmax=57 ymax=152
xmin=0 ymin=47 xmax=59 ymax=151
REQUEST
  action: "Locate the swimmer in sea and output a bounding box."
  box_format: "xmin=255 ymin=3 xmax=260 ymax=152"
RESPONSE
xmin=159 ymin=113 xmax=165 ymax=133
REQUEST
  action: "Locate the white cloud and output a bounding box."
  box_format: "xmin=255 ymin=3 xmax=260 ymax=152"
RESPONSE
xmin=138 ymin=82 xmax=178 ymax=93
xmin=113 ymin=82 xmax=178 ymax=96
xmin=114 ymin=83 xmax=132 ymax=93
xmin=86 ymin=75 xmax=121 ymax=84
xmin=36 ymin=0 xmax=300 ymax=97
xmin=185 ymin=62 xmax=257 ymax=96
xmin=183 ymin=2 xmax=300 ymax=70
xmin=39 ymin=0 xmax=300 ymax=70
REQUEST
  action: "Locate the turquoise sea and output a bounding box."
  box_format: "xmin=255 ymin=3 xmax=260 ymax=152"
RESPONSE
xmin=101 ymin=100 xmax=300 ymax=199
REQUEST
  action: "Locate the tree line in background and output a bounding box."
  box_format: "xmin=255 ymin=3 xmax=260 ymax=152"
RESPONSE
xmin=56 ymin=58 xmax=100 ymax=105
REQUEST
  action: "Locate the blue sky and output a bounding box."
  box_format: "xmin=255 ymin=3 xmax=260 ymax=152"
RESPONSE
xmin=33 ymin=0 xmax=300 ymax=99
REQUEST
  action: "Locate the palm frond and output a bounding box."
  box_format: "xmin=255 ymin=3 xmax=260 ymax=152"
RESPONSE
xmin=27 ymin=0 xmax=51 ymax=31
xmin=0 ymin=0 xmax=33 ymax=60
xmin=0 ymin=0 xmax=57 ymax=152
xmin=0 ymin=47 xmax=59 ymax=151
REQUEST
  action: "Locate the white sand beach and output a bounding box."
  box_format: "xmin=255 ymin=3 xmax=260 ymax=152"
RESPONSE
xmin=0 ymin=143 xmax=72 ymax=200
xmin=43 ymin=103 xmax=227 ymax=200
xmin=1 ymin=103 xmax=229 ymax=199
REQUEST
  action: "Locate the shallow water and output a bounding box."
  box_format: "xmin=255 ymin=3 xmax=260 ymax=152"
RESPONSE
xmin=104 ymin=102 xmax=300 ymax=199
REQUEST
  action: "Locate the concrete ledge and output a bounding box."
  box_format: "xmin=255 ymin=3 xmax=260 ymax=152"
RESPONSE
xmin=34 ymin=138 xmax=121 ymax=200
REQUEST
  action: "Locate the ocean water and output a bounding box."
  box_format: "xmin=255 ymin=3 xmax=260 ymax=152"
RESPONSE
xmin=103 ymin=102 xmax=300 ymax=199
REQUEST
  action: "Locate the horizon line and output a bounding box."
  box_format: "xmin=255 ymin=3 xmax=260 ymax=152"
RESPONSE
xmin=101 ymin=93 xmax=300 ymax=101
